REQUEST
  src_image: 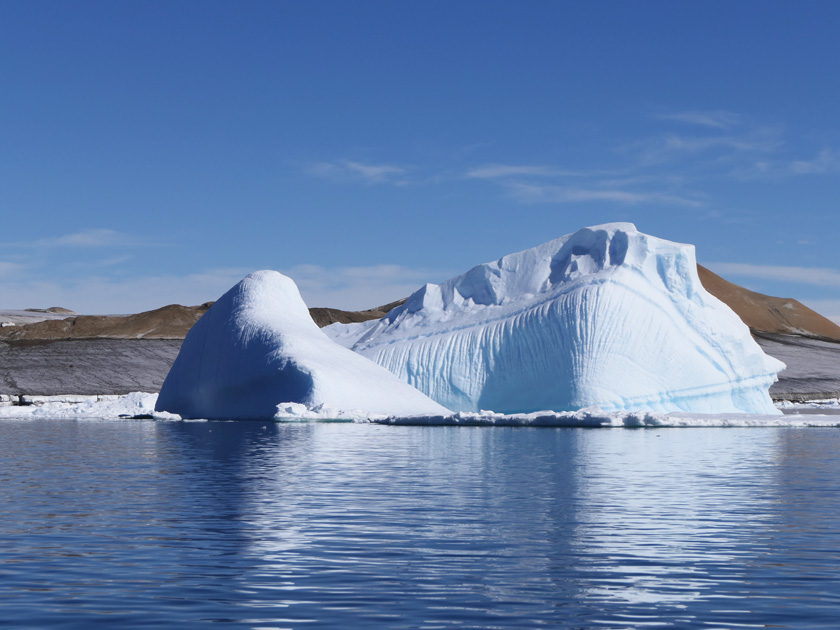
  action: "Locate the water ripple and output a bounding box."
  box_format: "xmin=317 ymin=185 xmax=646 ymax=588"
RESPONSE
xmin=1 ymin=421 xmax=839 ymax=628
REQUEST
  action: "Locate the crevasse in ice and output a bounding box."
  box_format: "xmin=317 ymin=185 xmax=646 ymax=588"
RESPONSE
xmin=325 ymin=223 xmax=785 ymax=415
xmin=155 ymin=270 xmax=450 ymax=420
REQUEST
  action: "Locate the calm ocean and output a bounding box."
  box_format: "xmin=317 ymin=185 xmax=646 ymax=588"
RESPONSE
xmin=1 ymin=420 xmax=839 ymax=629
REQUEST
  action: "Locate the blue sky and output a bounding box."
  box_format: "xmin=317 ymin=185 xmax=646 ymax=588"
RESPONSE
xmin=2 ymin=1 xmax=839 ymax=319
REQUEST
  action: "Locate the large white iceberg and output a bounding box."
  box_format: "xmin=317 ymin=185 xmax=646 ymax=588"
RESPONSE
xmin=326 ymin=223 xmax=785 ymax=415
xmin=155 ymin=271 xmax=450 ymax=420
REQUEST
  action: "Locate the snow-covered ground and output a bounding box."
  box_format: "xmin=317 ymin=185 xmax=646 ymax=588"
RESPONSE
xmin=0 ymin=392 xmax=168 ymax=420
xmin=3 ymin=392 xmax=840 ymax=427
xmin=0 ymin=309 xmax=75 ymax=326
xmin=777 ymin=398 xmax=840 ymax=412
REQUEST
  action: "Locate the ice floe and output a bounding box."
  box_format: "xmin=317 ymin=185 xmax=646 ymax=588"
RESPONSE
xmin=2 ymin=392 xmax=840 ymax=428
xmin=0 ymin=392 xmax=168 ymax=420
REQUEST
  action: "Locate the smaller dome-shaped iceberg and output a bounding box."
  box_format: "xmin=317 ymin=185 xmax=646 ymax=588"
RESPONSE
xmin=155 ymin=271 xmax=450 ymax=420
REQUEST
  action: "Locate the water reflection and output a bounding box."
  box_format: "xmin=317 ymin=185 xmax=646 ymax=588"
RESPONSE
xmin=753 ymin=429 xmax=840 ymax=629
xmin=237 ymin=426 xmax=586 ymax=627
xmin=570 ymin=429 xmax=785 ymax=627
xmin=1 ymin=420 xmax=840 ymax=628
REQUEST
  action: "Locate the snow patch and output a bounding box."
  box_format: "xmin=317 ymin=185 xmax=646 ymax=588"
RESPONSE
xmin=2 ymin=392 xmax=839 ymax=428
xmin=0 ymin=392 xmax=171 ymax=420
xmin=374 ymin=409 xmax=840 ymax=428
xmin=776 ymin=398 xmax=840 ymax=411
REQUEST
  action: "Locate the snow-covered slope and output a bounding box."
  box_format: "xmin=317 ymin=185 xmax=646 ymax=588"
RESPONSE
xmin=326 ymin=223 xmax=785 ymax=415
xmin=155 ymin=271 xmax=449 ymax=420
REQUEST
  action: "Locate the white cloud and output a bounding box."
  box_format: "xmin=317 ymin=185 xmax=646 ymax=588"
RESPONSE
xmin=706 ymin=263 xmax=840 ymax=287
xmin=656 ymin=110 xmax=742 ymax=129
xmin=732 ymin=148 xmax=840 ymax=179
xmin=0 ymin=262 xmax=22 ymax=277
xmin=282 ymin=263 xmax=443 ymax=310
xmin=507 ymin=183 xmax=702 ymax=207
xmin=465 ymin=164 xmax=584 ymax=179
xmin=789 ymin=149 xmax=840 ymax=175
xmin=0 ymin=268 xmax=253 ymax=315
xmin=50 ymin=229 xmax=121 ymax=247
xmin=462 ymin=160 xmax=701 ymax=208
xmin=628 ymin=124 xmax=784 ymax=169
xmin=344 ymin=161 xmax=405 ymax=182
xmin=305 ymin=159 xmax=406 ymax=184
xmin=647 ymin=131 xmax=781 ymax=160
xmin=2 ymin=228 xmax=143 ymax=249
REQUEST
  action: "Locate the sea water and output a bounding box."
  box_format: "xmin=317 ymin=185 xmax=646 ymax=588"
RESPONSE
xmin=1 ymin=420 xmax=839 ymax=629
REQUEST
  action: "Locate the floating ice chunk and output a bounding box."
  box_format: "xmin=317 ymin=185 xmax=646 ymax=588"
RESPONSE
xmin=326 ymin=223 xmax=785 ymax=415
xmin=155 ymin=271 xmax=450 ymax=420
xmin=371 ymin=409 xmax=840 ymax=428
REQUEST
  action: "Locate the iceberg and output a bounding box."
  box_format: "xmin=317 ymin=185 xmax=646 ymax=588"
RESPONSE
xmin=326 ymin=223 xmax=785 ymax=415
xmin=155 ymin=271 xmax=450 ymax=420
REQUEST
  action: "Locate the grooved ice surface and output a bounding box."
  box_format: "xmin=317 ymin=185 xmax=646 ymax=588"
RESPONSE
xmin=326 ymin=223 xmax=785 ymax=415
xmin=155 ymin=271 xmax=449 ymax=420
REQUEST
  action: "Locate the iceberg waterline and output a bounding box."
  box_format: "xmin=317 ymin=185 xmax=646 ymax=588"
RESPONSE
xmin=3 ymin=391 xmax=840 ymax=428
xmin=326 ymin=223 xmax=785 ymax=415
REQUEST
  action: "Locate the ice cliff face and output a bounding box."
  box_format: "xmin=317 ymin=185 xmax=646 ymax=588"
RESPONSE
xmin=155 ymin=271 xmax=450 ymax=420
xmin=326 ymin=223 xmax=786 ymax=415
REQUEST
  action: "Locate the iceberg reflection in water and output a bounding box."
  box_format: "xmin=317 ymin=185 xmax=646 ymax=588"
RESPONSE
xmin=1 ymin=420 xmax=839 ymax=628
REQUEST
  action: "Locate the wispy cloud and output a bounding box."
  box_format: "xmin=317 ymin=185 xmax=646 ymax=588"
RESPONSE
xmin=2 ymin=229 xmax=142 ymax=249
xmin=638 ymin=118 xmax=840 ymax=181
xmin=0 ymin=263 xmax=446 ymax=314
xmin=706 ymin=263 xmax=840 ymax=287
xmin=732 ymin=148 xmax=840 ymax=179
xmin=656 ymin=110 xmax=742 ymax=129
xmin=464 ymin=160 xmax=698 ymax=208
xmin=508 ymin=183 xmax=702 ymax=207
xmin=306 ymin=159 xmax=407 ymax=184
xmin=465 ymin=164 xmax=585 ymax=179
xmin=789 ymin=149 xmax=840 ymax=175
xmin=632 ymin=128 xmax=783 ymax=167
xmin=283 ymin=263 xmax=445 ymax=310
xmin=0 ymin=262 xmax=22 ymax=277
xmin=0 ymin=267 xmax=253 ymax=314
xmin=50 ymin=229 xmax=121 ymax=247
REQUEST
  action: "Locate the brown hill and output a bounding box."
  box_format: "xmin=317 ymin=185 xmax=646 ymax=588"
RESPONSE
xmin=308 ymin=298 xmax=406 ymax=328
xmin=0 ymin=299 xmax=405 ymax=342
xmin=0 ymin=303 xmax=213 ymax=342
xmin=697 ymin=265 xmax=840 ymax=342
xmin=2 ymin=269 xmax=838 ymax=343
